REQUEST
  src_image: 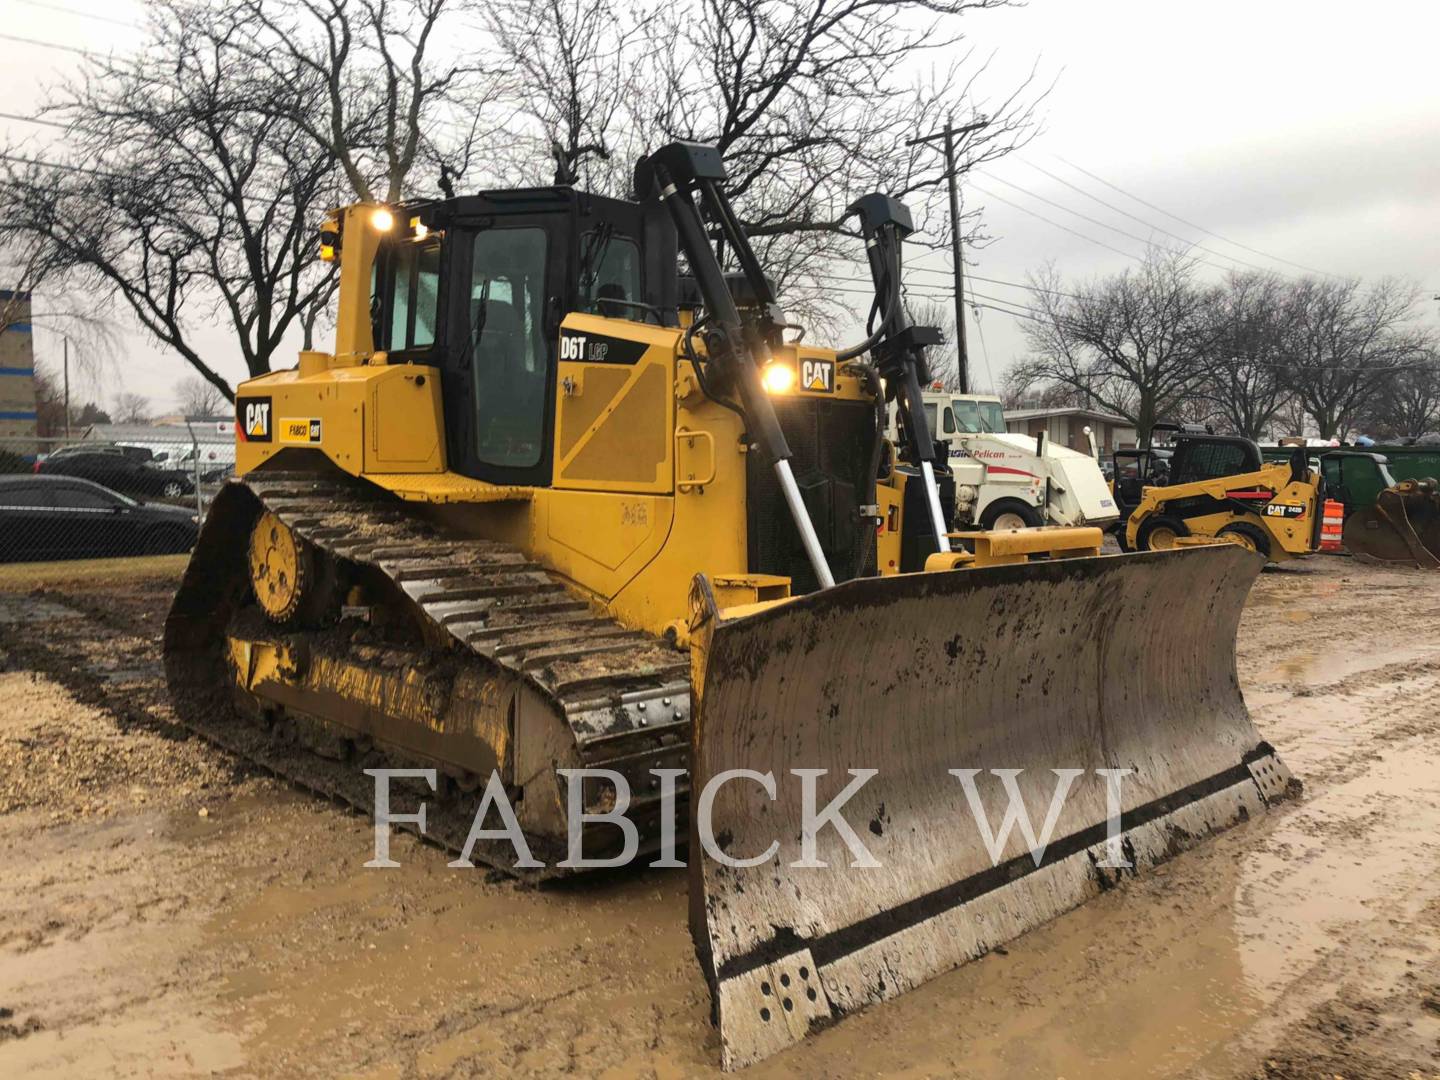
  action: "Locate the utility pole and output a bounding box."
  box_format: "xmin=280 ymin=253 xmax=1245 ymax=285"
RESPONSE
xmin=62 ymin=336 xmax=71 ymax=439
xmin=907 ymin=117 xmax=988 ymax=394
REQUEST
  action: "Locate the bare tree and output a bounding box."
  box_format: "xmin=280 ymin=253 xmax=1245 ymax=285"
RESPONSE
xmin=1015 ymin=249 xmax=1221 ymax=443
xmin=1271 ymin=393 xmax=1310 ymax=440
xmin=234 ymin=0 xmax=505 ymax=202
xmin=175 ymin=375 xmax=229 ymax=418
xmin=1282 ymin=277 xmax=1424 ymax=440
xmin=32 ymin=365 xmax=68 ymax=437
xmin=1195 ymin=272 xmax=1293 ymax=440
xmin=0 ymin=0 xmax=344 ymax=401
xmin=114 ymin=391 xmax=153 ymax=424
xmin=1359 ymin=345 xmax=1440 ymax=439
xmin=487 ymin=0 xmax=1044 ymax=326
xmin=484 ymin=0 xmax=658 ymax=189
xmin=74 ymin=401 xmax=112 ymax=426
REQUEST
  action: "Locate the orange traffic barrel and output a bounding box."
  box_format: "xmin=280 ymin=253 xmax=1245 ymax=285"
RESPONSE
xmin=1320 ymin=499 xmax=1345 ymax=552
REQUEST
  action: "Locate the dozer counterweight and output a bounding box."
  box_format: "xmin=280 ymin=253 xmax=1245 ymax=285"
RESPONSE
xmin=164 ymin=140 xmax=1297 ymax=1068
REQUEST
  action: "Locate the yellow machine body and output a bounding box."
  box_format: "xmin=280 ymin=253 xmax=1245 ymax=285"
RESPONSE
xmin=1124 ymin=458 xmax=1320 ymax=562
xmin=166 ymin=180 xmax=1297 ymax=1072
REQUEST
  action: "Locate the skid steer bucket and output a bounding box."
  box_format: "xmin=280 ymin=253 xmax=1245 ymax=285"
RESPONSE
xmin=1343 ymin=479 xmax=1440 ymax=568
xmin=687 ymin=544 xmax=1296 ymax=1070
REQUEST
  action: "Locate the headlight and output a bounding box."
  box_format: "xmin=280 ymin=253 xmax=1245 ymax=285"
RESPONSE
xmin=761 ymin=363 xmax=795 ymax=395
xmin=371 ymin=207 xmax=395 ymax=232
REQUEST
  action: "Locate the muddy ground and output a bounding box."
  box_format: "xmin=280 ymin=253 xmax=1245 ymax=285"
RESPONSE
xmin=0 ymin=553 xmax=1437 ymax=1079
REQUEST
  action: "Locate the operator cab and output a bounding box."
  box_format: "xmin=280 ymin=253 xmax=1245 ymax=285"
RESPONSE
xmin=1165 ymin=435 xmax=1264 ymax=487
xmin=1113 ymin=446 xmax=1173 ymax=518
xmin=367 ymin=188 xmax=678 ymax=487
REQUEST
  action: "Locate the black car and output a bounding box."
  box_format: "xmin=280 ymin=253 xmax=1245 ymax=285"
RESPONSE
xmin=0 ymin=476 xmax=198 ymax=562
xmin=45 ymin=442 xmax=155 ymax=465
xmin=37 ymin=450 xmax=195 ymax=499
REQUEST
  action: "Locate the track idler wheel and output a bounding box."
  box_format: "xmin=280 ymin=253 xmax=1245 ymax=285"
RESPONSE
xmin=248 ymin=510 xmax=336 ymax=624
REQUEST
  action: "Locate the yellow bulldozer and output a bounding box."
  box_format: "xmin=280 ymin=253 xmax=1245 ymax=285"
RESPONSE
xmin=165 ymin=143 xmax=1296 ymax=1069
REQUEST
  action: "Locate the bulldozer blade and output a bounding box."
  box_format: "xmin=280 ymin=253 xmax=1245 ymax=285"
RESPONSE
xmin=686 ymin=545 xmax=1296 ymax=1070
xmin=1343 ymin=480 xmax=1440 ymax=569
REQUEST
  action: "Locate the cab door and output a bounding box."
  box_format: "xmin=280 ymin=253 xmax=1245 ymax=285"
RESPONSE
xmin=1114 ymin=450 xmax=1148 ymax=517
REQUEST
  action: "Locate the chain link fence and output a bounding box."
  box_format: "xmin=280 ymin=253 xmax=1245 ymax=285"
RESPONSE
xmin=0 ymin=428 xmax=235 ymax=563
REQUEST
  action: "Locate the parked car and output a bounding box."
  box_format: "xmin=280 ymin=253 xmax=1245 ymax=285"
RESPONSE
xmin=0 ymin=476 xmax=198 ymax=562
xmin=171 ymin=445 xmax=236 ymax=484
xmin=43 ymin=442 xmax=156 ymax=465
xmin=36 ymin=450 xmax=195 ymax=499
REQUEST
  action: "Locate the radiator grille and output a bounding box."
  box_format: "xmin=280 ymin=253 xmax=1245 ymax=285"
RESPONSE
xmin=746 ymin=398 xmax=876 ymax=593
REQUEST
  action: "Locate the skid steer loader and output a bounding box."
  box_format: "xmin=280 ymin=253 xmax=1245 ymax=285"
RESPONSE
xmin=165 ymin=142 xmax=1296 ymax=1069
xmin=1123 ymin=431 xmax=1322 ymax=561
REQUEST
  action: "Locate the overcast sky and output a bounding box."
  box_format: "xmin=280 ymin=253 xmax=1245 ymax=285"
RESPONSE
xmin=3 ymin=0 xmax=1437 ymax=409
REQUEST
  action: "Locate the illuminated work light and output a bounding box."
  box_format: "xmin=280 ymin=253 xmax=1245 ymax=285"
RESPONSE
xmin=761 ymin=362 xmax=796 ymax=394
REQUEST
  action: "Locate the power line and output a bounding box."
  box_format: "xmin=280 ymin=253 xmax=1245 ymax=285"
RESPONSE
xmin=1052 ymin=154 xmax=1341 ymax=279
xmin=890 ymin=260 xmax=1082 ymax=299
xmin=955 ymin=291 xmax=1436 ymax=374
xmin=965 ymin=181 xmax=1146 ymax=263
xmin=973 ymin=173 xmax=1260 ymax=278
xmin=969 ymin=303 xmax=996 ymax=391
xmin=1019 ymin=159 xmax=1295 ymax=279
xmin=0 ymin=110 xmax=73 ymax=132
xmin=0 ymin=148 xmax=118 ymax=178
xmin=11 ymin=0 xmax=143 ymax=29
xmin=0 ymin=29 xmax=103 ymax=58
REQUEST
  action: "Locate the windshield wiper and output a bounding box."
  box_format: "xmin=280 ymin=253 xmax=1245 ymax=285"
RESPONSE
xmin=455 ymin=278 xmax=492 ymax=371
xmin=578 ymin=222 xmax=614 ymax=305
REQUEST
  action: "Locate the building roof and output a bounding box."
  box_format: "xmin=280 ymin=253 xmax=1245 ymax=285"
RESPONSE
xmin=1004 ymin=406 xmax=1133 ymax=426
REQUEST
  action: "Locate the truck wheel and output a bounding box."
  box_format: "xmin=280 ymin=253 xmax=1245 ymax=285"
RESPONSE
xmin=980 ymin=499 xmax=1044 ymax=531
xmin=1217 ymin=521 xmax=1272 ymax=559
xmin=1137 ymin=515 xmax=1190 ymax=551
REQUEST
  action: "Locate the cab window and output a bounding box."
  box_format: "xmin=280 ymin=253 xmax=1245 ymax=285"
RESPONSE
xmin=950 ymin=399 xmax=1005 ymax=433
xmin=1171 ymin=441 xmax=1257 ymax=486
xmin=578 ymin=229 xmax=642 ymax=319
xmin=380 ymin=241 xmax=441 ymax=352
xmin=469 ymin=227 xmax=550 ymax=469
xmin=941 ymin=407 xmax=957 ymax=434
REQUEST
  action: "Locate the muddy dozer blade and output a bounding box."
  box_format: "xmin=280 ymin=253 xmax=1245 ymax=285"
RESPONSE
xmin=687 ymin=545 xmax=1297 ymax=1070
xmin=1343 ymin=481 xmax=1440 ymax=568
